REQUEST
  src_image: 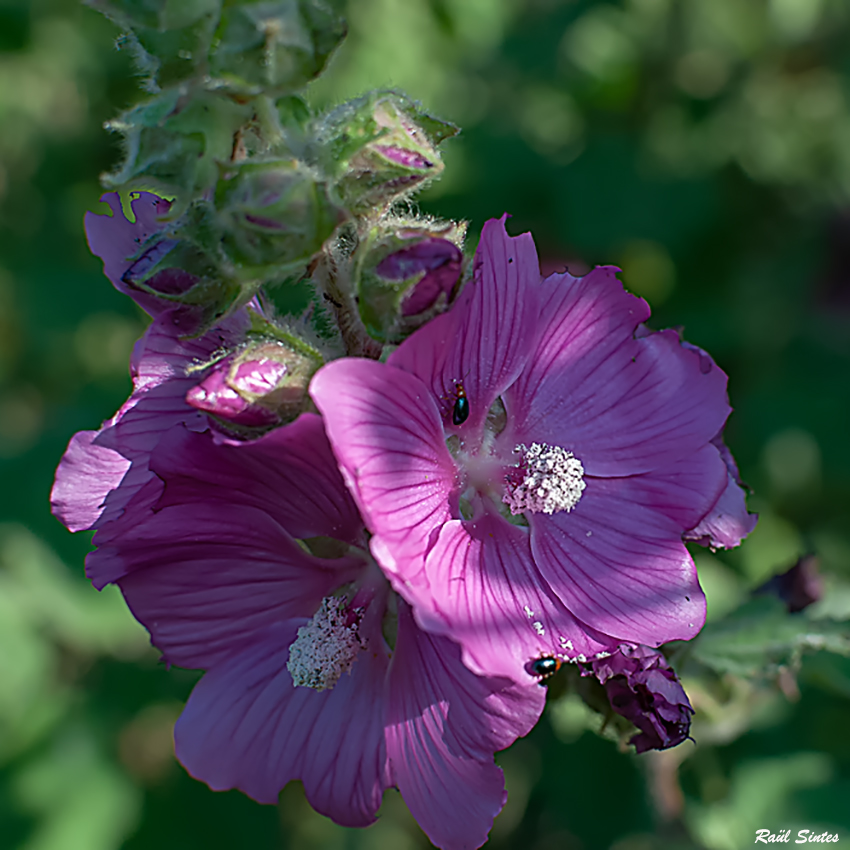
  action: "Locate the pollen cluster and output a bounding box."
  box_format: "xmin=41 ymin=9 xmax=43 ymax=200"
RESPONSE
xmin=503 ymin=442 xmax=586 ymax=516
xmin=286 ymin=597 xmax=364 ymax=691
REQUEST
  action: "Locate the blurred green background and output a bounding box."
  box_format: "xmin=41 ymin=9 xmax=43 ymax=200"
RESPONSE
xmin=2 ymin=0 xmax=850 ymax=848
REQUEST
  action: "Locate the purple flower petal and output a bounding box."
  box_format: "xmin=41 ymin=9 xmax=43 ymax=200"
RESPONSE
xmin=684 ymin=469 xmax=758 ymax=550
xmin=185 ymin=364 xmax=272 ymax=426
xmin=53 ymin=308 xmax=251 ymax=559
xmin=528 ymin=461 xmax=717 ymax=644
xmin=114 ymin=502 xmax=361 ymax=669
xmin=685 ymin=435 xmax=757 ymax=549
xmin=50 ymin=430 xmax=131 ymax=532
xmin=507 ymin=268 xmax=731 ymax=476
xmin=85 ymin=192 xmax=173 ymax=316
xmin=386 ymin=602 xmax=545 ymax=850
xmin=174 ymin=622 xmax=390 ymax=823
xmin=311 ymin=359 xmax=456 ymax=578
xmin=390 ymin=216 xmax=540 ymax=433
xmin=149 ymin=416 xmax=364 ymax=544
xmin=415 ymin=513 xmax=615 ymax=681
xmin=374 ymin=144 xmax=433 ymax=169
xmin=375 ymin=237 xmax=463 ymax=316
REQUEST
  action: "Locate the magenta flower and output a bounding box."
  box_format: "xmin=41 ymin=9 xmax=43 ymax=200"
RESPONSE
xmin=311 ymin=216 xmax=754 ymax=684
xmin=51 ymin=308 xmax=248 ymax=547
xmin=587 ymin=644 xmax=694 ymax=753
xmin=98 ymin=415 xmax=544 ymax=849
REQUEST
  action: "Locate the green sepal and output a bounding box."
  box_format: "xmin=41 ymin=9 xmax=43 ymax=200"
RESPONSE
xmin=209 ymin=0 xmax=346 ymax=96
xmin=87 ymin=0 xmax=221 ymax=30
xmin=245 ymin=306 xmax=322 ymax=359
xmin=104 ymin=87 xmax=254 ymax=214
xmin=88 ymin=0 xmax=221 ymax=86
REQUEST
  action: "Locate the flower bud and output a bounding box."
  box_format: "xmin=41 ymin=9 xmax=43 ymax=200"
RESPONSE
xmin=89 ymin=0 xmax=220 ymax=87
xmin=318 ymin=92 xmax=457 ymax=216
xmin=209 ymin=0 xmax=346 ymax=95
xmin=105 ymin=89 xmax=253 ymax=207
xmin=354 ymin=220 xmax=465 ymax=343
xmin=215 ymin=159 xmax=343 ymax=273
xmin=122 ymin=220 xmax=241 ymax=336
xmin=586 ymin=645 xmax=694 ymax=753
xmin=186 ymin=334 xmax=323 ymax=429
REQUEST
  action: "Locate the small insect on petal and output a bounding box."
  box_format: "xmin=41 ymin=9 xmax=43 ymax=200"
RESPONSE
xmin=531 ymin=656 xmax=562 ymax=685
xmin=452 ymin=381 xmax=469 ymax=425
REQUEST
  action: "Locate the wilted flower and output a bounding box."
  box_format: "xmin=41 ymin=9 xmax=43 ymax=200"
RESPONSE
xmin=754 ymin=554 xmax=822 ymax=613
xmin=311 ymin=216 xmax=754 ymax=685
xmin=587 ymin=644 xmax=694 ymax=753
xmin=86 ymin=191 xmax=240 ymax=335
xmin=92 ymin=415 xmax=545 ymax=850
xmin=85 ymin=191 xmax=174 ymax=318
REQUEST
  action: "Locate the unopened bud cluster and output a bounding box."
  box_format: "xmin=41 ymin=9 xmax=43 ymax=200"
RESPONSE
xmin=95 ymin=0 xmax=469 ymax=369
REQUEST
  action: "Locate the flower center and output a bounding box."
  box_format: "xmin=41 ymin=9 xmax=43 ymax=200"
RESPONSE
xmin=286 ymin=597 xmax=365 ymax=690
xmin=502 ymin=442 xmax=586 ymax=516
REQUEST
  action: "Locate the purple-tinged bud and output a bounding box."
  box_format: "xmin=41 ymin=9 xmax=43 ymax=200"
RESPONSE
xmin=318 ymin=92 xmax=457 ymax=216
xmin=354 ymin=219 xmax=466 ymax=343
xmin=124 ymin=239 xmax=198 ymax=295
xmin=121 ymin=225 xmax=240 ymax=337
xmin=379 ymin=238 xmax=463 ymax=316
xmin=216 ymin=159 xmax=343 ymax=273
xmin=754 ymin=555 xmax=822 ymax=614
xmin=585 ymin=645 xmax=694 ymax=753
xmin=186 ymin=356 xmax=282 ymax=427
xmin=186 ymin=335 xmax=323 ymax=430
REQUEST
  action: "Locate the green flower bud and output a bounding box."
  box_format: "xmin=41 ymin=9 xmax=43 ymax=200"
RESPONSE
xmin=105 ymin=87 xmax=253 ymax=210
xmin=354 ymin=219 xmax=466 ymax=343
xmin=209 ymin=0 xmax=346 ymax=95
xmin=89 ymin=0 xmax=221 ymax=87
xmin=215 ymin=158 xmax=344 ymax=275
xmin=317 ymin=92 xmax=457 ymax=216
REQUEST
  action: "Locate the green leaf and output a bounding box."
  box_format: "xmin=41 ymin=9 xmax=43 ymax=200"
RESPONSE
xmin=105 ymin=88 xmax=253 ymax=211
xmin=692 ymin=596 xmax=850 ymax=677
xmin=88 ymin=0 xmax=222 ymax=86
